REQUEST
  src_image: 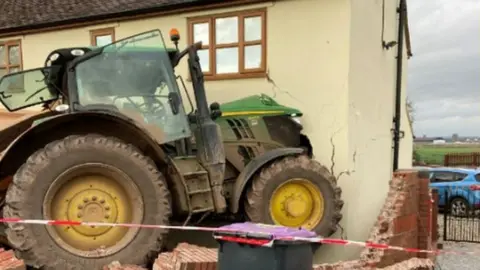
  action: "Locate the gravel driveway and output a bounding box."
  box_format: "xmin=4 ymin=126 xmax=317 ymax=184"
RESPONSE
xmin=436 ymin=214 xmax=480 ymax=270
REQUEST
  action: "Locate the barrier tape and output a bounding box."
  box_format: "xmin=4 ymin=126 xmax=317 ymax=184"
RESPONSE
xmin=0 ymin=218 xmax=464 ymax=256
xmin=213 ymin=235 xmax=476 ymax=256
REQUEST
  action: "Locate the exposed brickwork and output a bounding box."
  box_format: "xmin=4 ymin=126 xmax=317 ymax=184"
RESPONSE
xmin=417 ymin=178 xmax=431 ymax=258
xmin=153 ymin=243 xmax=217 ymax=270
xmin=0 ymin=249 xmax=25 ymax=270
xmin=152 ymin=170 xmax=437 ymax=270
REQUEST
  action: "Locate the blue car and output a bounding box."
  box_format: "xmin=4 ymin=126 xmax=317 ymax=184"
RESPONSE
xmin=427 ymin=167 xmax=480 ymax=216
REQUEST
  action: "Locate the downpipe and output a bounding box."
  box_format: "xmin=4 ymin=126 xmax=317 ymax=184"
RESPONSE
xmin=392 ymin=0 xmax=406 ymax=172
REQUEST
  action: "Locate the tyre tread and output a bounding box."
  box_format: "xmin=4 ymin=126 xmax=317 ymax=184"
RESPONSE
xmin=244 ymin=154 xmax=343 ymax=236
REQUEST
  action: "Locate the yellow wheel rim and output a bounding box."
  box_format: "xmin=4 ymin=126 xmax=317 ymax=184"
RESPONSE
xmin=43 ymin=163 xmax=144 ymax=258
xmin=269 ymin=178 xmax=324 ymax=230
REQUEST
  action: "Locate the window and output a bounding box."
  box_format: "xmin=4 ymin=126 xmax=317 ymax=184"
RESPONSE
xmin=90 ymin=27 xmax=115 ymax=46
xmin=430 ymin=171 xmax=467 ymax=183
xmin=475 ymin=173 xmax=480 ymax=182
xmin=0 ymin=40 xmax=22 ymax=78
xmin=188 ymin=9 xmax=266 ymax=80
xmin=0 ymin=40 xmax=23 ymax=92
xmin=454 ymin=172 xmax=468 ymax=181
xmin=430 ymin=172 xmax=455 ymax=183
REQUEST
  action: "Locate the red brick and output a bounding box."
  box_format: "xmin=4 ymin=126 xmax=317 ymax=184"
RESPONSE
xmin=393 ymin=214 xmax=418 ymax=234
xmin=0 ymin=249 xmax=25 ymax=270
xmin=153 ymin=243 xmax=217 ymax=270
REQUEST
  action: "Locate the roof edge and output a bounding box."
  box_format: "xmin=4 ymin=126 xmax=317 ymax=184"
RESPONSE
xmin=0 ymin=0 xmax=269 ymax=39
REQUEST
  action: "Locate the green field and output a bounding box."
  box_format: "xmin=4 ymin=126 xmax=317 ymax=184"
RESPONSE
xmin=414 ymin=144 xmax=480 ymax=165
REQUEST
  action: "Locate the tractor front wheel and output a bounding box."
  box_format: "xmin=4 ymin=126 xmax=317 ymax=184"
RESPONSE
xmin=244 ymin=155 xmax=343 ymax=236
xmin=3 ymin=134 xmax=171 ymax=269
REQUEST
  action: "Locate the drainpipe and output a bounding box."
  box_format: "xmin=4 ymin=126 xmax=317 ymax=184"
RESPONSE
xmin=392 ymin=0 xmax=406 ymax=172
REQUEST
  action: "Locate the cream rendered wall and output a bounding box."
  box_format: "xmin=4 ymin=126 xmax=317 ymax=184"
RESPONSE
xmin=0 ymin=0 xmax=413 ymax=264
xmin=314 ymin=0 xmax=412 ymax=263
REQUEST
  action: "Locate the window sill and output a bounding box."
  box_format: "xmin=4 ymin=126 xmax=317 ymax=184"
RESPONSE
xmin=186 ymin=72 xmax=266 ymax=82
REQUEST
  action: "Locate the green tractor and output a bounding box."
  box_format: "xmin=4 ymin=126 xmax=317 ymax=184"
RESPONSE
xmin=0 ymin=29 xmax=343 ymax=269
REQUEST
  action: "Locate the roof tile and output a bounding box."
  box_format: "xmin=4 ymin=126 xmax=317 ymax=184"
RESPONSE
xmin=0 ymin=0 xmax=237 ymax=32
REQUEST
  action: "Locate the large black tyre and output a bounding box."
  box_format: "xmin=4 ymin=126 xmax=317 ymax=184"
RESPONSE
xmin=3 ymin=134 xmax=172 ymax=270
xmin=244 ymin=155 xmax=343 ymax=236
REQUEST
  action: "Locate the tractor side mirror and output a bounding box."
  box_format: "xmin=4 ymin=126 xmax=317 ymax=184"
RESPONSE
xmin=168 ymin=92 xmax=180 ymax=115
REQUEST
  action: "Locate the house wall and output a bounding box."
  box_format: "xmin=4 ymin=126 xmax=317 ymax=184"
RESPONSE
xmin=316 ymin=0 xmax=412 ymax=263
xmin=0 ymin=0 xmax=413 ymax=264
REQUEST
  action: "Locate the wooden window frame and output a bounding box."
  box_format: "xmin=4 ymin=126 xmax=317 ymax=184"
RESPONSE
xmin=187 ymin=8 xmax=267 ymax=81
xmin=0 ymin=39 xmax=23 ymax=74
xmin=90 ymin=27 xmax=116 ymax=46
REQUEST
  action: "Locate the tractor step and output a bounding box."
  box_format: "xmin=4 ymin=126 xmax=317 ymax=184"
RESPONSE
xmin=188 ymin=188 xmax=213 ymax=195
xmin=192 ymin=207 xmax=215 ymax=213
xmin=183 ymin=171 xmax=208 ymax=177
xmin=171 ymin=157 xmax=215 ymax=215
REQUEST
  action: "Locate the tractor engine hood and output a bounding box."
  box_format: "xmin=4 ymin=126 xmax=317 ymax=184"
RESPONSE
xmin=219 ymin=94 xmax=302 ymax=117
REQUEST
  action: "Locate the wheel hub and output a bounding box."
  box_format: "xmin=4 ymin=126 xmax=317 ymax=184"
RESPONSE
xmin=68 ymin=190 xmax=118 ymax=236
xmin=269 ymin=178 xmax=324 ymax=230
xmin=284 ymin=197 xmax=307 ymax=218
xmin=43 ymin=163 xmax=144 ymax=258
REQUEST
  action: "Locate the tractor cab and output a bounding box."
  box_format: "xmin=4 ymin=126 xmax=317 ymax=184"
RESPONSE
xmin=40 ymin=46 xmax=179 ymax=104
xmin=0 ymin=30 xmax=193 ymax=144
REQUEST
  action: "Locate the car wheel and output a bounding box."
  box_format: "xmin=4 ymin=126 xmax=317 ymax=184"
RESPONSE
xmin=450 ymin=197 xmax=470 ymax=217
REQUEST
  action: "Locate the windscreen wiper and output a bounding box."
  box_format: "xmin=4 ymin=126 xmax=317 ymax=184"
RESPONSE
xmin=24 ymin=86 xmax=48 ymax=102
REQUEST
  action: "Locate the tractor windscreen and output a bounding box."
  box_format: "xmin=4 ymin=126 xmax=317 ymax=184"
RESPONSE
xmin=74 ymin=30 xmax=192 ymax=143
xmin=0 ymin=66 xmax=61 ymax=112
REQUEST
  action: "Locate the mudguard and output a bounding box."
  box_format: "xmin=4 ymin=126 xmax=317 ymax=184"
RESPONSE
xmin=229 ymin=147 xmax=305 ymax=213
xmin=0 ymin=111 xmax=168 ymax=178
xmin=0 ymin=110 xmax=56 ymax=155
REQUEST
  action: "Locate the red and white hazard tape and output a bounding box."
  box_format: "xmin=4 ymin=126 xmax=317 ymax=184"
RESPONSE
xmin=0 ymin=218 xmax=232 ymax=233
xmin=0 ymin=218 xmax=463 ymax=256
xmin=212 ymin=235 xmax=472 ymax=256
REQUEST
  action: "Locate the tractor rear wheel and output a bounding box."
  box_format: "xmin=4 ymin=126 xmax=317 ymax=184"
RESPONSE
xmin=3 ymin=134 xmax=172 ymax=270
xmin=244 ymin=155 xmax=343 ymax=236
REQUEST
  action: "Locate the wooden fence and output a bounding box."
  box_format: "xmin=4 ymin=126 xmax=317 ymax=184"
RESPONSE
xmin=444 ymin=152 xmax=480 ymax=167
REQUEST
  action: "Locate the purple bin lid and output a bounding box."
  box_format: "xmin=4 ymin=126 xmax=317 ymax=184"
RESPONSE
xmin=217 ymin=222 xmax=317 ymax=239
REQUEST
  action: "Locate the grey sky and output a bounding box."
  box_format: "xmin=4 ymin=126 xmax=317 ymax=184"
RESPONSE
xmin=407 ymin=0 xmax=480 ymax=137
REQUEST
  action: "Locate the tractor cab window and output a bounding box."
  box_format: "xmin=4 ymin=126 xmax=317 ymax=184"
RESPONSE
xmin=0 ymin=66 xmax=60 ymax=112
xmin=74 ymin=30 xmax=191 ymax=144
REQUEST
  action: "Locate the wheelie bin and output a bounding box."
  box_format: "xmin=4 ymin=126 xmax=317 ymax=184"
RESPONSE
xmin=214 ymin=222 xmax=321 ymax=270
